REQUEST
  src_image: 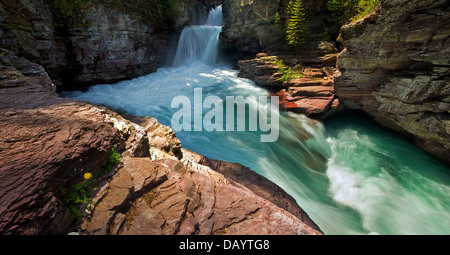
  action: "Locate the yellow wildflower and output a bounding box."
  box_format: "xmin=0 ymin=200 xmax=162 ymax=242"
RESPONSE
xmin=84 ymin=172 xmax=93 ymax=180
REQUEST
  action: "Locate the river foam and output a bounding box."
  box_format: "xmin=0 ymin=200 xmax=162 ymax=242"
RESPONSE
xmin=63 ymin=5 xmax=450 ymax=235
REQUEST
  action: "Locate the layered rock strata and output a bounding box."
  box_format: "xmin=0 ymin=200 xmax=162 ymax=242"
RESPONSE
xmin=0 ymin=49 xmax=321 ymax=235
xmin=334 ymin=0 xmax=450 ymax=164
xmin=0 ymin=0 xmax=216 ymax=89
xmin=222 ymin=0 xmax=328 ymax=53
xmin=0 ymin=49 xmax=124 ymax=234
xmin=80 ymin=112 xmax=322 ymax=235
xmin=238 ymin=41 xmax=342 ymax=119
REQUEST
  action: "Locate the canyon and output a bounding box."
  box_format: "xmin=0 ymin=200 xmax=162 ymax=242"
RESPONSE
xmin=0 ymin=48 xmax=321 ymax=234
xmin=224 ymin=0 xmax=449 ymax=165
xmin=335 ymin=0 xmax=450 ymax=164
xmin=0 ymin=0 xmax=449 ymax=235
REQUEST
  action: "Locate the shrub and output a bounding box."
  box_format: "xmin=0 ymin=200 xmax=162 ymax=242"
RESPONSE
xmin=274 ymin=12 xmax=283 ymax=28
xmin=159 ymin=0 xmax=181 ymax=24
xmin=352 ymin=0 xmax=380 ymax=21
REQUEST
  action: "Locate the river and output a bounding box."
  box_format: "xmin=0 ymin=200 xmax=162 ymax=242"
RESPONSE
xmin=63 ymin=5 xmax=450 ymax=235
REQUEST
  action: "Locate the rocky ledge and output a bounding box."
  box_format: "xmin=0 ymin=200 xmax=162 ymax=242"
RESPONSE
xmin=0 ymin=49 xmax=321 ymax=235
xmin=238 ymin=41 xmax=343 ymax=120
xmin=81 ymin=122 xmax=321 ymax=234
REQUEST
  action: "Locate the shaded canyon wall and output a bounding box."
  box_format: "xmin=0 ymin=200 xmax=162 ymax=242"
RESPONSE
xmin=0 ymin=0 xmax=218 ymax=89
xmin=221 ymin=0 xmax=328 ymax=53
xmin=334 ymin=0 xmax=450 ymax=164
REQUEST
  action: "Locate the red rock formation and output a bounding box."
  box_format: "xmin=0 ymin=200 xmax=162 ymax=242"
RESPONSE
xmin=80 ymin=111 xmax=322 ymax=235
xmin=0 ymin=49 xmax=322 ymax=235
xmin=0 ymin=49 xmax=124 ymax=234
xmin=81 ymin=148 xmax=322 ymax=235
xmin=237 ymin=42 xmax=343 ymax=119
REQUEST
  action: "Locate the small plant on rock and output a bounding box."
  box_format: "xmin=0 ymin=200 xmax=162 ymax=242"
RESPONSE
xmin=272 ymin=59 xmax=304 ymax=82
xmin=61 ymin=172 xmax=96 ymax=219
xmin=101 ymin=148 xmax=122 ymax=174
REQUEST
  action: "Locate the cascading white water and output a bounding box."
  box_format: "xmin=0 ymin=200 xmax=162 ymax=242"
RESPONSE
xmin=64 ymin=5 xmax=450 ymax=235
xmin=205 ymin=5 xmax=223 ymax=26
xmin=172 ymin=5 xmax=223 ymax=66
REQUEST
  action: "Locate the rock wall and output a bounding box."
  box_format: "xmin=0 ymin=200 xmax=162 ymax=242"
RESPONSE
xmin=334 ymin=0 xmax=450 ymax=164
xmin=0 ymin=0 xmax=216 ymax=89
xmin=221 ymin=0 xmax=328 ymax=53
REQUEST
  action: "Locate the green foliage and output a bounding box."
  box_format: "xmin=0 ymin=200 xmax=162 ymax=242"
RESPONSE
xmin=286 ymin=0 xmax=308 ymax=46
xmin=60 ymin=173 xmax=96 ymax=219
xmin=101 ymin=148 xmax=122 ymax=174
xmin=274 ymin=12 xmax=282 ymax=27
xmin=280 ymin=67 xmax=292 ymax=82
xmin=53 ymin=0 xmax=84 ymax=17
xmin=327 ymin=0 xmax=379 ymax=23
xmin=352 ymin=0 xmax=380 ymax=21
xmin=327 ymin=0 xmax=343 ymax=14
xmin=272 ymin=59 xmax=304 ymax=82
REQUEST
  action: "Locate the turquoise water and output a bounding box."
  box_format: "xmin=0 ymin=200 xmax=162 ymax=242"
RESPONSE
xmin=63 ymin=64 xmax=450 ymax=235
xmin=63 ymin=5 xmax=450 ymax=234
xmin=324 ymin=113 xmax=450 ymax=234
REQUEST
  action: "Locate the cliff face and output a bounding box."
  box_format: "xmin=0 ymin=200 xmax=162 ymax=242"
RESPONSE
xmin=221 ymin=0 xmax=328 ymax=53
xmin=0 ymin=0 xmax=215 ymax=89
xmin=334 ymin=0 xmax=450 ymax=164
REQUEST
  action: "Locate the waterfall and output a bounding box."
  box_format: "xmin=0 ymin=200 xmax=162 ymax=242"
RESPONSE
xmin=206 ymin=5 xmax=223 ymax=26
xmin=64 ymin=3 xmax=450 ymax=235
xmin=172 ymin=5 xmax=223 ymax=66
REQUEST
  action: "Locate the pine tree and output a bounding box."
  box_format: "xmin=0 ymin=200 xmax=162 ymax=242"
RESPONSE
xmin=327 ymin=0 xmax=343 ymax=16
xmin=286 ymin=0 xmax=308 ymax=46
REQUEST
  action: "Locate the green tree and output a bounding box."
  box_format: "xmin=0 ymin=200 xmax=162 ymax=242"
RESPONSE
xmin=327 ymin=0 xmax=343 ymax=16
xmin=286 ymin=0 xmax=308 ymax=46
